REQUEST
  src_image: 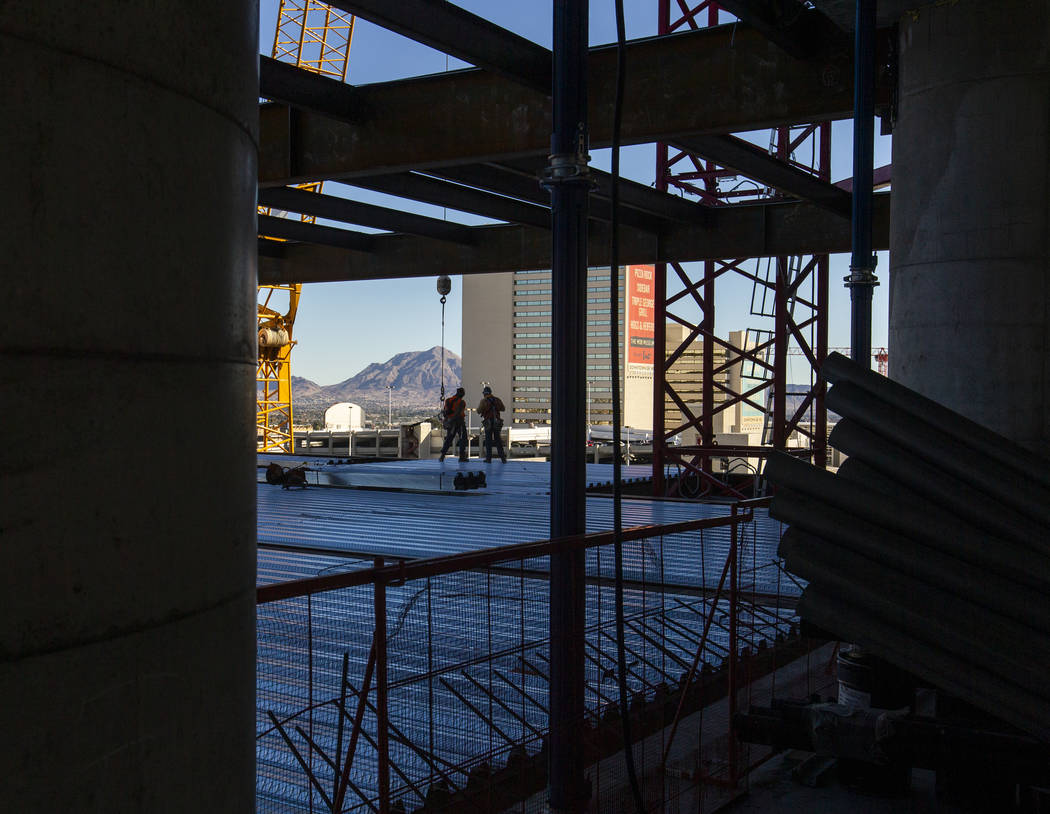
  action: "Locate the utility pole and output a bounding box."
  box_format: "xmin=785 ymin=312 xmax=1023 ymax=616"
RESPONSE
xmin=387 ymin=385 xmax=394 ymax=427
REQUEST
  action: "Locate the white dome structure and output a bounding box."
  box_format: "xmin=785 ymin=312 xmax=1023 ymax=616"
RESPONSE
xmin=324 ymin=402 xmax=364 ymax=430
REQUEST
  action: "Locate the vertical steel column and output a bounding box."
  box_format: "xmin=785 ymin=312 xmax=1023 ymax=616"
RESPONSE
xmin=546 ymin=0 xmax=590 ymax=810
xmin=815 ymin=127 xmax=831 ymax=467
xmin=728 ymin=503 xmax=740 ymax=784
xmin=772 ymin=257 xmax=788 ymax=448
xmin=815 ymin=256 xmax=830 ymax=467
xmin=374 ymin=556 xmax=390 ymax=814
xmin=771 ymin=128 xmax=790 ymax=452
xmin=702 ymin=261 xmax=715 ymax=461
xmin=651 ymin=2 xmax=671 ymax=496
xmin=653 ymin=256 xmax=668 ymax=495
xmin=846 ymin=0 xmax=879 ymax=366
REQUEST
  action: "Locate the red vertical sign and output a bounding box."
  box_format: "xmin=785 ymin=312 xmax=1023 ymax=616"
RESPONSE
xmin=627 ymin=265 xmax=656 ymax=366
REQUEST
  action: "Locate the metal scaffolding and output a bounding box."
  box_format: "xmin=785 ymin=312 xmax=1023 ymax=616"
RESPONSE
xmin=652 ymin=1 xmax=831 ymax=498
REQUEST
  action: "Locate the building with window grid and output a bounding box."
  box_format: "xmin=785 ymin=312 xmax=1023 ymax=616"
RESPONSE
xmin=463 ymin=268 xmax=652 ymax=428
xmin=463 ymin=268 xmax=742 ymax=432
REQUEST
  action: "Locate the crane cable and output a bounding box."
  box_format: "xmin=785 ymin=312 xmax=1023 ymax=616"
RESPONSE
xmin=609 ymin=0 xmax=645 ymax=810
xmin=440 ymin=294 xmax=447 ymax=404
xmin=437 ymin=276 xmax=451 ymax=405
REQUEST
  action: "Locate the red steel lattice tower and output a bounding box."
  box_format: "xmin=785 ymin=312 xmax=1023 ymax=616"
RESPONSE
xmin=653 ymin=1 xmax=831 ymax=497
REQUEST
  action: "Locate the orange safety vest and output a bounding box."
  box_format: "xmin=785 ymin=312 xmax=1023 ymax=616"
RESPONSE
xmin=444 ymin=395 xmax=465 ymax=420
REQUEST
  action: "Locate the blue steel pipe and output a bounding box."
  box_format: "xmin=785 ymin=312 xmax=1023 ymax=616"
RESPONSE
xmin=547 ymin=0 xmax=591 ymax=810
xmin=846 ymin=0 xmax=878 ymax=365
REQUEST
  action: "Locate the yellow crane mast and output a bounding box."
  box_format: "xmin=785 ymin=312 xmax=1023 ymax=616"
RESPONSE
xmin=257 ymin=1 xmax=355 ymax=452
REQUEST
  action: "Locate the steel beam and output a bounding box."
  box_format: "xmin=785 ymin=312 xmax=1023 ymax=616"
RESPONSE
xmin=671 ymin=133 xmax=853 ymax=217
xmin=428 ymin=164 xmax=550 ymax=209
xmin=259 ymin=24 xmax=861 ymax=186
xmin=487 ymin=157 xmax=712 ymax=225
xmin=338 ymin=174 xmax=551 ymax=229
xmin=257 ymin=214 xmax=375 ymax=252
xmin=257 ymin=194 xmax=890 ymax=283
xmin=430 ymin=163 xmax=665 ymax=233
xmin=258 ymin=186 xmax=475 ymax=243
xmin=715 ymin=2 xmax=845 ymax=59
xmin=583 ymin=163 xmax=712 ymax=224
xmin=324 ymin=0 xmax=551 ymax=93
xmin=259 ymin=56 xmax=368 ymax=124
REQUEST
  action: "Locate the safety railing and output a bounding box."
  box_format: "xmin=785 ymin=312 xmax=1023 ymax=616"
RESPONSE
xmin=256 ymin=500 xmax=819 ymax=813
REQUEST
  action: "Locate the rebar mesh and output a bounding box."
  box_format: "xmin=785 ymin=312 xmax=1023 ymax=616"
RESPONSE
xmin=256 ymin=505 xmax=810 ymax=812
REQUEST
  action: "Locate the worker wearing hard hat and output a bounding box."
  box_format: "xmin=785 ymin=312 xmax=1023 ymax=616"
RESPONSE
xmin=477 ymin=386 xmax=507 ymax=463
xmin=439 ymin=386 xmax=468 ymax=462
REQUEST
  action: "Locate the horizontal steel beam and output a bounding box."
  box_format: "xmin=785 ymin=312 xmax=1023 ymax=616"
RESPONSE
xmin=257 ymin=214 xmax=374 ymax=252
xmin=715 ymin=2 xmax=845 ymax=59
xmin=259 ymin=24 xmax=860 ymax=187
xmin=325 ymin=0 xmax=551 ymax=93
xmin=258 ymin=193 xmax=889 ymax=284
xmin=258 ymin=186 xmax=476 ymax=243
xmin=429 ymin=163 xmax=664 ymax=233
xmin=338 ymin=174 xmax=551 ymax=229
xmin=486 ymin=158 xmax=713 ymax=226
xmin=259 ymin=56 xmax=368 ymax=124
xmin=672 ymin=133 xmax=853 ymax=218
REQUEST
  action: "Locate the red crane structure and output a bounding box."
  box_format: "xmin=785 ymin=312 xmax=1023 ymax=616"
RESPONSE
xmin=652 ymin=1 xmax=832 ymax=497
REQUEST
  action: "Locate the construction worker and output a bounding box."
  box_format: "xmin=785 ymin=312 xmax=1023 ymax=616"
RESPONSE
xmin=477 ymin=386 xmax=507 ymax=463
xmin=439 ymin=386 xmax=468 ymax=462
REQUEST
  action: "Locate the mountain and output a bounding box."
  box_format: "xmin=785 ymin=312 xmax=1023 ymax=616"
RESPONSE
xmin=293 ymin=347 xmax=461 ymax=407
xmin=291 ymin=376 xmax=323 ymax=398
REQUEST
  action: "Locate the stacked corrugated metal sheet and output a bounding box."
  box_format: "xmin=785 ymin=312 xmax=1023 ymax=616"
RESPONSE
xmin=766 ymin=352 xmax=1050 ymax=740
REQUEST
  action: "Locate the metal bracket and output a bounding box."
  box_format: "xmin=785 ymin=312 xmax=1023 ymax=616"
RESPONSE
xmin=539 ymin=152 xmax=596 ymax=190
xmin=844 ymin=255 xmax=880 ymax=288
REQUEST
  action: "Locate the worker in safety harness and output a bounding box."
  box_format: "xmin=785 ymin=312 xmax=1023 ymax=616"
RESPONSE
xmin=439 ymin=386 xmax=468 ymax=462
xmin=477 ymin=386 xmax=507 ymax=463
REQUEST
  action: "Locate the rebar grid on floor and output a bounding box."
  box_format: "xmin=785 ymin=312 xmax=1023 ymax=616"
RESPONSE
xmin=256 ymin=500 xmax=809 ymax=813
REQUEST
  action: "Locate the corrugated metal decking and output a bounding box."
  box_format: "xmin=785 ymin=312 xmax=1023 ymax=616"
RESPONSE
xmin=256 ymin=482 xmax=790 ymax=598
xmin=256 ymin=461 xmax=796 ymax=811
xmin=257 ymin=455 xmax=655 ymax=494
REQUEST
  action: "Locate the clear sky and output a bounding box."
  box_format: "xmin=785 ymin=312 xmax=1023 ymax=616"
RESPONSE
xmin=260 ymin=1 xmax=892 ymax=385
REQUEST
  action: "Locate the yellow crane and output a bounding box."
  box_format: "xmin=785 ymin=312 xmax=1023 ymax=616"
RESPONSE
xmin=257 ymin=1 xmax=355 ymax=452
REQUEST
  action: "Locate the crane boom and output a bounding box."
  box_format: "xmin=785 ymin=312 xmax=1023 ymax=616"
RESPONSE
xmin=257 ymin=1 xmax=355 ymax=452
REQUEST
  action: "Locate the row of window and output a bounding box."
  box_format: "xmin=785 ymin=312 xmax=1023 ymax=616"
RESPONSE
xmin=512 ymin=296 xmax=624 ymax=306
xmin=510 ymin=356 xmax=619 ymax=365
xmin=513 ymin=342 xmax=617 ymax=349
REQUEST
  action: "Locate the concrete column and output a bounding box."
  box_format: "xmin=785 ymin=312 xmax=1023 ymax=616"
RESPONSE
xmin=1 ymin=2 xmax=258 ymax=810
xmin=889 ymin=0 xmax=1050 ymax=450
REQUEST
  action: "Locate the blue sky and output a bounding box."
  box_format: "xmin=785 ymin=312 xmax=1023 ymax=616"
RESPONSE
xmin=260 ymin=1 xmax=891 ymax=385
